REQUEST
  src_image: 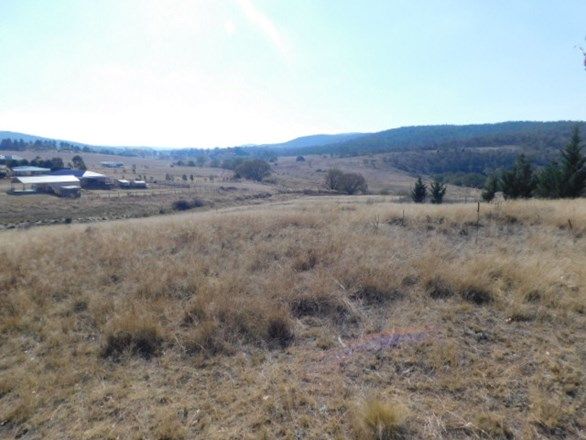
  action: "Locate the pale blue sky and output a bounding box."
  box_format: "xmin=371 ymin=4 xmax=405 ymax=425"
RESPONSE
xmin=0 ymin=0 xmax=584 ymax=147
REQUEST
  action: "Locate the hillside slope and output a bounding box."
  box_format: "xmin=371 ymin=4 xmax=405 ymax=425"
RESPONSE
xmin=0 ymin=198 xmax=584 ymax=439
xmin=276 ymin=121 xmax=583 ymax=156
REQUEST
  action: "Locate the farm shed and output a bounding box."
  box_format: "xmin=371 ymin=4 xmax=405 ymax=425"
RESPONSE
xmin=100 ymin=161 xmax=124 ymax=168
xmin=51 ymin=169 xmax=111 ymax=189
xmin=11 ymin=166 xmax=51 ymax=176
xmin=9 ymin=175 xmax=81 ymax=197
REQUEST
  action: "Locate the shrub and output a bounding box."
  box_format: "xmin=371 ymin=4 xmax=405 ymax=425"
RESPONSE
xmin=172 ymin=198 xmax=206 ymax=211
xmin=352 ymin=399 xmax=409 ymax=440
xmin=234 ymin=159 xmax=271 ymax=181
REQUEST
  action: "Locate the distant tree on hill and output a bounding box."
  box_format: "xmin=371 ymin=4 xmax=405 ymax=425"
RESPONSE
xmin=429 ymin=178 xmax=446 ymax=204
xmin=196 ymin=156 xmax=207 ymax=167
xmin=234 ymin=159 xmax=271 ymax=181
xmin=481 ymin=173 xmax=499 ymax=202
xmin=558 ymin=126 xmax=585 ymax=197
xmin=410 ymin=177 xmax=427 ymax=203
xmin=296 ymin=155 xmax=305 ymax=162
xmin=500 ymin=154 xmax=536 ymax=199
xmin=71 ymin=155 xmax=87 ymax=170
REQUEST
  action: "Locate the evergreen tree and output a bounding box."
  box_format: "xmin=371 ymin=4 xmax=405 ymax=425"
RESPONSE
xmin=429 ymin=178 xmax=446 ymax=204
xmin=410 ymin=177 xmax=427 ymax=203
xmin=500 ymin=154 xmax=536 ymax=199
xmin=536 ymin=161 xmax=562 ymax=198
xmin=481 ymin=173 xmax=499 ymax=202
xmin=559 ymin=126 xmax=585 ymax=198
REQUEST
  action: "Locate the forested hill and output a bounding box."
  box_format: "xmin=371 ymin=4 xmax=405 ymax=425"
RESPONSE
xmin=274 ymin=121 xmax=583 ymax=156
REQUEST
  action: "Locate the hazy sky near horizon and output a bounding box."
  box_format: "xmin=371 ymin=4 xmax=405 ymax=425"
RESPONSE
xmin=0 ymin=1 xmax=585 ymax=148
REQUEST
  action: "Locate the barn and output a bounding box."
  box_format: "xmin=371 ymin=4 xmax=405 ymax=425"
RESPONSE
xmin=10 ymin=175 xmax=81 ymax=197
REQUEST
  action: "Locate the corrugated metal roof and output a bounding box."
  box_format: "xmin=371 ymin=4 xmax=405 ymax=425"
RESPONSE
xmin=15 ymin=175 xmax=80 ymax=184
xmin=12 ymin=166 xmax=51 ymax=172
xmin=82 ymin=170 xmax=106 ymax=178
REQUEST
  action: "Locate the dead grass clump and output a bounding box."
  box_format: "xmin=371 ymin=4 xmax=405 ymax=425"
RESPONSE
xmin=266 ymin=314 xmax=294 ymax=348
xmin=529 ymin=391 xmax=569 ymax=435
xmin=290 ymin=293 xmax=350 ymax=323
xmin=101 ymin=312 xmax=164 ymax=360
xmin=184 ymin=320 xmax=226 ymax=355
xmin=352 ymin=399 xmax=410 ymax=440
xmin=473 ymin=412 xmax=513 ymax=439
xmin=425 ymin=276 xmax=453 ymax=299
xmin=154 ymin=409 xmax=187 ymax=440
xmin=292 ymin=249 xmax=318 ymax=272
xmin=460 ymin=284 xmax=492 ymax=305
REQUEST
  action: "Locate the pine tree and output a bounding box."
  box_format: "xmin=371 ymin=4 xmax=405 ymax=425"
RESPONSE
xmin=410 ymin=177 xmax=427 ymax=203
xmin=559 ymin=126 xmax=585 ymax=198
xmin=536 ymin=161 xmax=562 ymax=198
xmin=429 ymin=178 xmax=446 ymax=204
xmin=481 ymin=173 xmax=499 ymax=202
xmin=501 ymin=154 xmax=536 ymax=199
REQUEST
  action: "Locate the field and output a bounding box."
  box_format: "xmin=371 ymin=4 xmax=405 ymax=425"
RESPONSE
xmin=0 ymin=150 xmax=479 ymax=227
xmin=0 ymin=197 xmax=584 ymax=439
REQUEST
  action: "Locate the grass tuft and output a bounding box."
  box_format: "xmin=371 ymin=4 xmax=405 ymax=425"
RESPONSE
xmin=352 ymin=399 xmax=409 ymax=440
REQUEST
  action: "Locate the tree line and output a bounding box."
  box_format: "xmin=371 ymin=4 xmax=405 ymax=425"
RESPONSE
xmin=481 ymin=127 xmax=585 ymax=201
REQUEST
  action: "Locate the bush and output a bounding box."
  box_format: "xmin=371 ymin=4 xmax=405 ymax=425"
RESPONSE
xmin=172 ymin=198 xmax=206 ymax=211
xmin=234 ymin=159 xmax=271 ymax=181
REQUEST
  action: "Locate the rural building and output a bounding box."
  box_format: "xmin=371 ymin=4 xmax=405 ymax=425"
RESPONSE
xmin=100 ymin=161 xmax=124 ymax=168
xmin=51 ymin=168 xmax=111 ymax=189
xmin=9 ymin=175 xmax=81 ymax=197
xmin=0 ymin=154 xmax=24 ymax=162
xmin=11 ymin=166 xmax=51 ymax=176
xmin=117 ymin=179 xmax=147 ymax=189
xmin=130 ymin=180 xmax=147 ymax=189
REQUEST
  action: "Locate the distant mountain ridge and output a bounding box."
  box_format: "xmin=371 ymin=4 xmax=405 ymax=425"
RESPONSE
xmin=2 ymin=120 xmax=584 ymax=157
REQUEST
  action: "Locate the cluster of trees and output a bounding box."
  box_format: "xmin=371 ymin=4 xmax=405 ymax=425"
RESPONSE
xmin=325 ymin=169 xmax=368 ymax=194
xmin=382 ymin=148 xmax=555 ymax=188
xmin=410 ymin=177 xmax=447 ymax=204
xmin=175 ymin=157 xmax=207 ymax=167
xmin=482 ymin=127 xmax=585 ymax=201
xmin=0 ymin=154 xmax=87 ymax=174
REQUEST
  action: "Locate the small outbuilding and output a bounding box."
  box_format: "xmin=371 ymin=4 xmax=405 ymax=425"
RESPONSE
xmin=101 ymin=161 xmax=124 ymax=168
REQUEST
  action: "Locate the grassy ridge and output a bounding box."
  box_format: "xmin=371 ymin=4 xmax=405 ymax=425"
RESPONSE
xmin=0 ymin=198 xmax=584 ymax=438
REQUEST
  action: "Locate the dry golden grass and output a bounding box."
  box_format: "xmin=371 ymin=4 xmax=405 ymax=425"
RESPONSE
xmin=0 ymin=197 xmax=584 ymax=439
